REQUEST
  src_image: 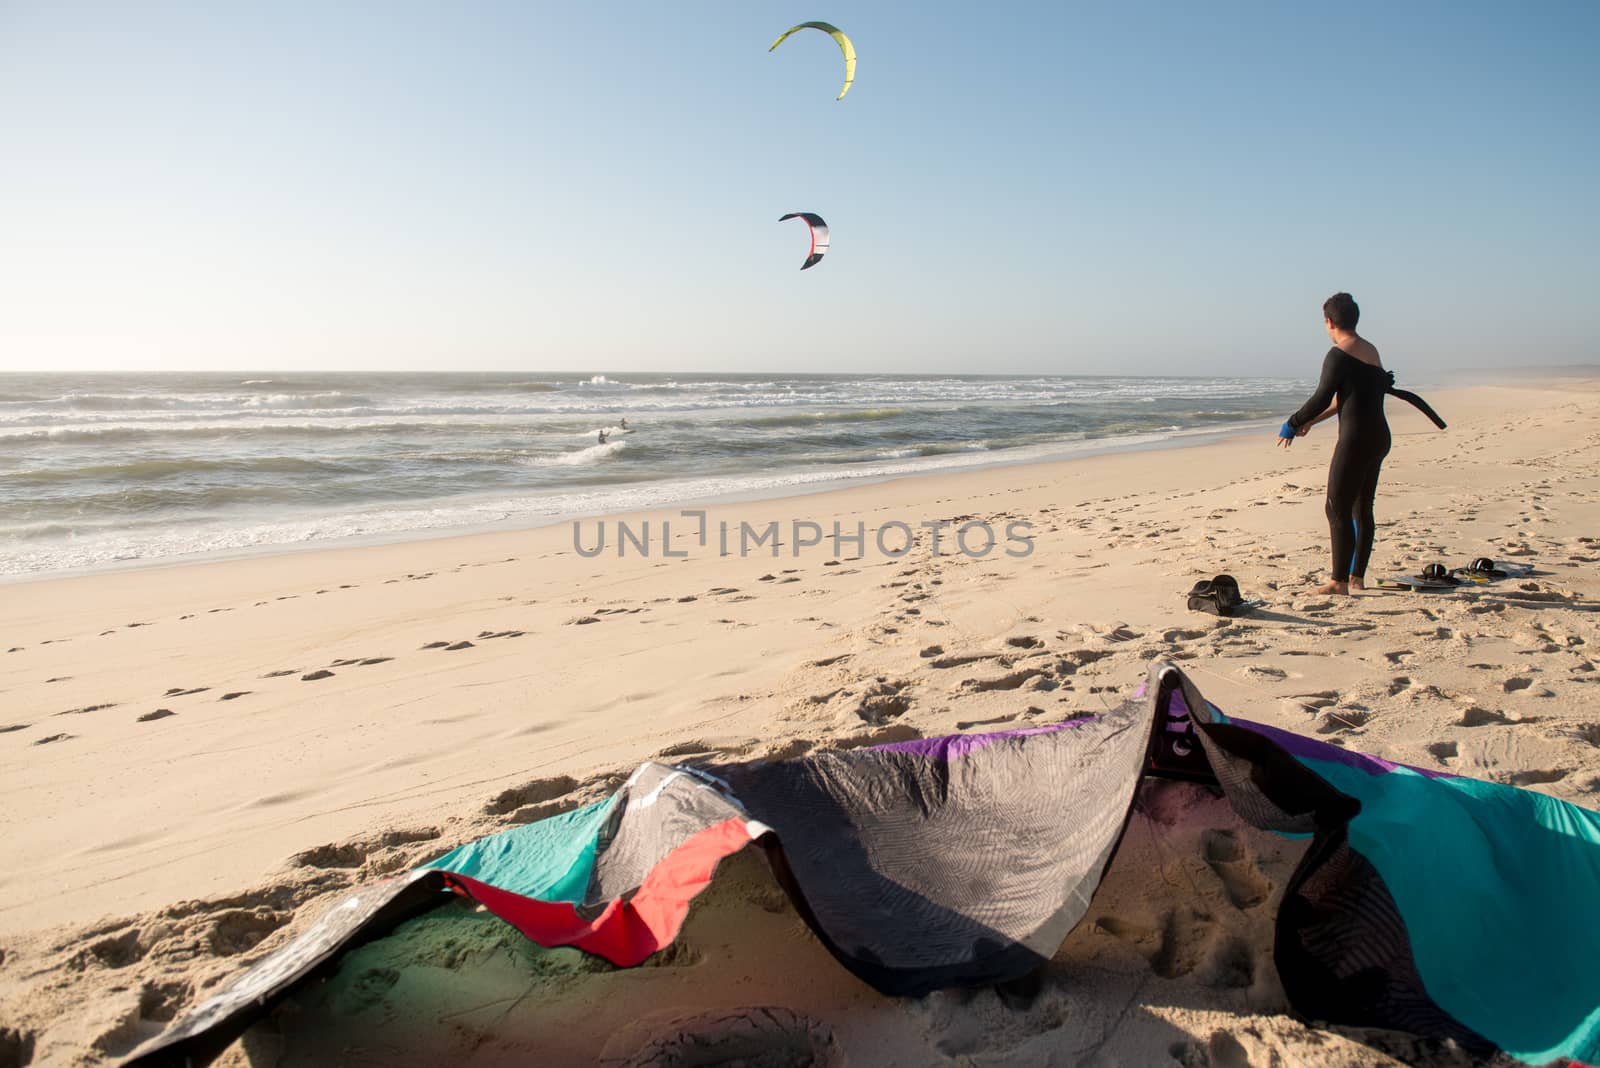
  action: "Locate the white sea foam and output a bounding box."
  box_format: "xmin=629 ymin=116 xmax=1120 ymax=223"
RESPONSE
xmin=524 ymin=440 xmax=627 ymax=467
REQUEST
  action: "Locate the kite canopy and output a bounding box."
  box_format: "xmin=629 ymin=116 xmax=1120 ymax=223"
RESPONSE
xmin=126 ymin=662 xmax=1600 ymax=1068
xmin=779 ymin=212 xmax=829 ymax=270
xmin=769 ymin=21 xmax=856 ymax=100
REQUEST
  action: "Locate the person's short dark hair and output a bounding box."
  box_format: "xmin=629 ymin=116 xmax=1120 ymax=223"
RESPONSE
xmin=1323 ymin=292 xmax=1359 ymax=331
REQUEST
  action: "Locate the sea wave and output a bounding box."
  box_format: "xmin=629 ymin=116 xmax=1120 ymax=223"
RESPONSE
xmin=734 ymin=407 xmax=915 ymax=429
xmin=41 ymin=391 xmax=373 ymax=412
xmin=4 ymin=455 xmax=363 ymax=486
xmin=0 ymin=420 xmax=452 ymax=443
xmin=0 ymin=371 xmax=1307 ymax=578
xmin=523 ymin=440 xmax=628 ymax=467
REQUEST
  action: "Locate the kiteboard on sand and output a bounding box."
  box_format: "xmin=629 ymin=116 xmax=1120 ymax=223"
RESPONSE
xmin=1378 ymin=558 xmax=1537 ymax=591
xmin=1377 ymin=562 xmax=1463 ymax=591
xmin=1450 ymin=557 xmax=1536 ymax=583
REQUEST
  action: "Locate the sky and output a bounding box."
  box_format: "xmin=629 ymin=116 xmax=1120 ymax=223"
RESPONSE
xmin=1 ymin=1 xmax=1596 ymax=376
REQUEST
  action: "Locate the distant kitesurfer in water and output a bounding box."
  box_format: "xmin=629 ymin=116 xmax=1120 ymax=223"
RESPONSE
xmin=598 ymin=429 xmax=609 ymax=444
xmin=1277 ymin=292 xmax=1444 ymax=596
xmin=620 ymin=418 xmax=628 ymax=430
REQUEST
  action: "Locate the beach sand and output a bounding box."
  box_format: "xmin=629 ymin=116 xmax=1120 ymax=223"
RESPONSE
xmin=2 ymin=380 xmax=1598 ymax=1066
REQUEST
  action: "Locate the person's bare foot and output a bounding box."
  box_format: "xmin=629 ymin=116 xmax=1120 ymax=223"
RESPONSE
xmin=1314 ymin=579 xmax=1350 ymax=595
xmin=1349 ymin=576 xmax=1366 ymax=592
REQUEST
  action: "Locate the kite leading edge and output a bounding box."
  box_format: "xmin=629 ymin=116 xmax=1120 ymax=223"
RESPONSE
xmin=769 ymin=21 xmax=856 ymax=100
xmin=779 ymin=212 xmax=829 ymax=271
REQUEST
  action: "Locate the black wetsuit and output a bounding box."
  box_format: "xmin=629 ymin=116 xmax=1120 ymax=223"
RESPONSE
xmin=1287 ymin=347 xmax=1392 ymax=582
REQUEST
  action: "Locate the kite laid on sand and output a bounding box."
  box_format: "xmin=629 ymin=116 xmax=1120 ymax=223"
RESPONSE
xmin=779 ymin=212 xmax=829 ymax=271
xmin=769 ymin=21 xmax=856 ymax=100
xmin=126 ymin=662 xmax=1600 ymax=1067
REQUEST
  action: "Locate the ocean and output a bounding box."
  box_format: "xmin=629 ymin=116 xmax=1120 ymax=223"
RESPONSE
xmin=0 ymin=372 xmax=1310 ymax=578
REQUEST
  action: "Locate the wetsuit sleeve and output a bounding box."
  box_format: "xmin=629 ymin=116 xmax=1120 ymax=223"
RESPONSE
xmin=1287 ymin=348 xmax=1342 ymax=430
xmin=1388 ymin=384 xmax=1448 ymax=429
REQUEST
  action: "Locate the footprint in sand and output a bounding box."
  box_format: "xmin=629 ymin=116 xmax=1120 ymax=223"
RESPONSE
xmin=1241 ymin=665 xmax=1287 ymax=681
xmin=853 ymin=680 xmax=912 ymax=725
xmin=207 ymin=908 xmax=292 ymax=956
xmin=832 ymin=723 xmax=921 ymax=750
xmin=1056 ymin=649 xmax=1112 ymax=675
xmin=955 ymin=712 xmax=1019 ymax=730
xmin=484 ymin=775 xmax=581 ymax=818
xmin=33 ymin=733 xmax=73 ymax=745
xmin=1505 ymin=768 xmax=1569 ymax=787
xmin=136 ymin=980 xmax=193 ymax=1027
xmin=603 ymin=1007 xmax=841 ymax=1068
xmin=1095 ymin=907 xmax=1216 ymax=979
xmin=300 ymin=670 xmax=335 ymax=681
xmin=1563 ymin=724 xmax=1600 ymax=748
xmin=655 ymin=738 xmax=752 ymax=764
xmin=1281 ymin=691 xmax=1337 ymax=715
xmin=261 ymin=669 xmax=297 ymax=678
xmin=930 ymin=652 xmax=1005 ymax=671
xmin=959 ymin=668 xmax=1048 ymax=693
xmin=138 ymin=709 xmax=176 ymax=722
xmin=759 ymin=737 xmax=815 ymax=762
xmin=292 ymin=843 xmax=368 ymax=869
xmin=57 ymin=703 xmax=116 ymax=716
xmin=292 ymin=829 xmax=439 ymax=871
xmin=1316 ymin=707 xmax=1369 ymax=735
xmin=1201 ymin=830 xmax=1271 ymax=910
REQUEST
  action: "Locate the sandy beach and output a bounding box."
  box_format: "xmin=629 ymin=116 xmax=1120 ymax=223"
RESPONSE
xmin=3 ymin=378 xmax=1598 ymax=1066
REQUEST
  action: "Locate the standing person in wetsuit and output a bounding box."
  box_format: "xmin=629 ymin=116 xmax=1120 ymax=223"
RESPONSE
xmin=1277 ymin=292 xmax=1390 ymax=596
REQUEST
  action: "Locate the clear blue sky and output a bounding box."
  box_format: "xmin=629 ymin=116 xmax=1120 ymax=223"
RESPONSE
xmin=1 ymin=1 xmax=1596 ymax=375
